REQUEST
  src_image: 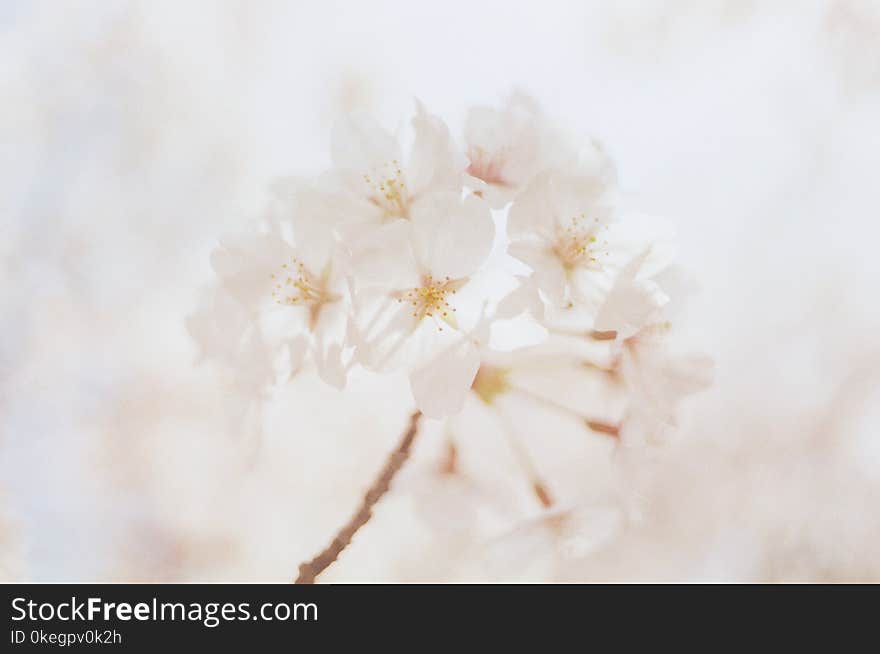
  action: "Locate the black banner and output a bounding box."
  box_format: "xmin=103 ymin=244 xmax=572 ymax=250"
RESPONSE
xmin=2 ymin=584 xmax=875 ymax=650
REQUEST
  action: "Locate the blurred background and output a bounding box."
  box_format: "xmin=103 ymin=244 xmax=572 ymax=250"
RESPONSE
xmin=2 ymin=0 xmax=879 ymax=581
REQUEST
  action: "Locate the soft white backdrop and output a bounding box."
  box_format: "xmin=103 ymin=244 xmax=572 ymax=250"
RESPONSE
xmin=2 ymin=0 xmax=879 ymax=581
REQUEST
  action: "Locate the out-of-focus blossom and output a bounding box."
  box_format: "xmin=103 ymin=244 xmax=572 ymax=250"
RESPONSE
xmin=614 ymin=323 xmax=714 ymax=446
xmin=194 ymin=220 xmax=351 ymax=389
xmin=463 ymin=93 xmax=600 ymax=207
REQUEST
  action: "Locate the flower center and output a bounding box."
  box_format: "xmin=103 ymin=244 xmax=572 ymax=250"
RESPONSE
xmin=471 ymin=364 xmax=510 ymax=405
xmin=553 ymin=214 xmax=603 ymax=270
xmin=363 ymin=160 xmax=409 ymax=219
xmin=398 ymin=275 xmax=465 ymax=330
xmin=467 ymin=146 xmax=509 ymax=187
xmin=271 ymin=258 xmax=341 ymax=329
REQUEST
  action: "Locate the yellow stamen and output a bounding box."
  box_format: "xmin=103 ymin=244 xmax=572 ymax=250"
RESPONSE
xmin=553 ymin=214 xmax=606 ymax=271
xmin=270 ymin=258 xmax=341 ymax=330
xmin=363 ymin=159 xmax=409 ymax=219
xmin=396 ymin=274 xmax=465 ymax=330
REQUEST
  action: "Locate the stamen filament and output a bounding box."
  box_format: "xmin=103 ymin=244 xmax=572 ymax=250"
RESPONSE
xmin=508 ymin=384 xmax=620 ymax=439
xmin=494 ymin=407 xmax=555 ymax=508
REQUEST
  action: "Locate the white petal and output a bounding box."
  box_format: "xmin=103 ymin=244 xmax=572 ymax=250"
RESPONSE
xmin=464 ymin=98 xmax=537 ymax=188
xmin=507 ymin=173 xmax=556 ymax=238
xmin=287 ymin=187 xmax=344 ymax=271
xmin=407 ymin=100 xmax=464 ymax=196
xmin=410 ymin=341 xmax=480 ymax=418
xmin=348 ymin=220 xmax=419 ymax=288
xmin=567 ymin=266 xmax=613 ymax=317
xmin=496 ymin=279 xmax=546 ymax=320
xmin=464 ymin=105 xmax=513 ymax=155
xmin=210 ymin=232 xmax=295 ymax=312
xmin=314 ymin=342 xmax=347 ymax=389
xmin=350 ymin=295 xmax=419 ymax=371
xmin=411 ymin=193 xmax=494 ymax=279
xmin=622 ymin=342 xmax=713 ymax=428
xmin=508 ymin=170 xmax=611 ymax=241
xmin=286 ymin=336 xmax=309 ymax=378
xmin=594 ymin=252 xmax=669 ymax=338
xmin=594 ymin=279 xmax=667 ymax=338
xmin=508 ymin=239 xmax=567 ymax=305
xmin=547 ymin=171 xmax=609 ymax=226
xmin=331 ymin=113 xmax=401 ymax=174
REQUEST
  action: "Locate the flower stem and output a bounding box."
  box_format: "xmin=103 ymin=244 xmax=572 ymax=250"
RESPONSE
xmin=294 ymin=410 xmax=423 ymax=584
xmin=439 ymin=425 xmax=458 ymax=475
xmin=495 ymin=407 xmax=555 ymax=508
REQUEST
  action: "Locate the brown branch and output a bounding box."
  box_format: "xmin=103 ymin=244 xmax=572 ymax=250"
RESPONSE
xmin=294 ymin=410 xmax=423 ymax=584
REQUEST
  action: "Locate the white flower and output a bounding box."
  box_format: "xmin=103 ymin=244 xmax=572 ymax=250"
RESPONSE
xmin=464 ymin=92 xmax=607 ymax=207
xmin=409 ymin=336 xmax=483 ymax=420
xmin=348 ymin=192 xmax=494 ymax=417
xmin=506 ymin=169 xmax=617 ymax=315
xmin=603 ymin=266 xmax=714 ymax=444
xmin=318 ymin=101 xmax=465 ymax=234
xmin=470 ymin=327 xmax=624 ymax=438
xmin=472 ymin=250 xmax=704 ymax=445
xmin=593 ymin=248 xmax=671 ymax=340
xmin=406 ymin=315 xmax=623 ymax=513
xmin=206 ymin=222 xmax=351 ymax=388
xmin=187 ymin=285 xmax=283 ymax=394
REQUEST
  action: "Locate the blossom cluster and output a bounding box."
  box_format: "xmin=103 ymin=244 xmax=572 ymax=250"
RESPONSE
xmin=190 ymin=93 xmax=710 ymax=443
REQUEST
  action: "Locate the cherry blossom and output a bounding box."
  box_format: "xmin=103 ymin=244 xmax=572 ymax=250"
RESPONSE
xmin=348 ymin=192 xmax=494 ymax=417
xmin=200 ymin=220 xmax=352 ymax=389
xmin=192 ymin=95 xmax=710 ymax=474
xmin=189 ymin=95 xmax=711 ymax=584
xmin=464 ymin=92 xmax=612 ymax=207
xmin=318 ymin=102 xmax=465 ymax=236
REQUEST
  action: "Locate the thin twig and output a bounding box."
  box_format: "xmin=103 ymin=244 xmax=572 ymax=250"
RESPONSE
xmin=294 ymin=410 xmax=423 ymax=584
